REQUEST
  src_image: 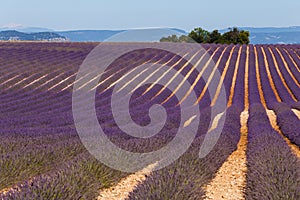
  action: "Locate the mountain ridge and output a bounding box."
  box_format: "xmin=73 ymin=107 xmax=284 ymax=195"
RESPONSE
xmin=0 ymin=30 xmax=67 ymax=41
xmin=0 ymin=26 xmax=299 ymax=44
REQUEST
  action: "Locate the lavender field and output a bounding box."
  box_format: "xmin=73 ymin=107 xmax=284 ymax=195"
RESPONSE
xmin=0 ymin=42 xmax=299 ymax=200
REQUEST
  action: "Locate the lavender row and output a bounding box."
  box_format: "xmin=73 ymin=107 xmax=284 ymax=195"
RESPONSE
xmin=231 ymin=45 xmax=247 ymax=108
xmin=273 ymin=103 xmax=300 ymax=146
xmin=255 ymin=45 xmax=278 ymax=108
xmin=0 ymin=136 xmax=84 ymax=189
xmin=223 ymin=45 xmax=240 ymax=102
xmin=269 ymin=46 xmax=300 ymax=101
xmin=127 ymin=106 xmax=242 ymax=200
xmin=263 ymin=46 xmax=296 ymax=105
xmin=0 ymin=128 xmax=78 ymax=155
xmin=248 ymin=45 xmax=261 ymax=104
xmin=0 ymin=152 xmax=129 ymax=200
xmin=245 ymin=104 xmax=300 ymax=199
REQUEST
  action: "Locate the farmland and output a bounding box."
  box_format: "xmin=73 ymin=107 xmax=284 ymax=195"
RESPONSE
xmin=0 ymin=42 xmax=299 ymax=199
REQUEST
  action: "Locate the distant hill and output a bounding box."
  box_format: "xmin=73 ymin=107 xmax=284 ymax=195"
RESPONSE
xmin=57 ymin=30 xmax=124 ymax=42
xmin=58 ymin=27 xmax=299 ymax=44
xmin=221 ymin=26 xmax=300 ymax=44
xmin=240 ymin=26 xmax=300 ymax=33
xmin=57 ymin=28 xmax=186 ymax=42
xmin=0 ymin=25 xmax=54 ymax=33
xmin=0 ymin=26 xmax=299 ymax=44
xmin=0 ymin=28 xmax=184 ymax=42
xmin=249 ymin=32 xmax=300 ymax=44
xmin=0 ymin=30 xmax=67 ymax=41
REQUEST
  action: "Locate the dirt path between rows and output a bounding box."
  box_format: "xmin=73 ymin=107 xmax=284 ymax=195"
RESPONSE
xmin=204 ymin=111 xmax=248 ymax=200
xmin=0 ymin=178 xmax=36 ymax=196
xmin=266 ymin=109 xmax=300 ymax=158
xmin=97 ymin=162 xmax=157 ymax=200
xmin=292 ymin=109 xmax=300 ymax=119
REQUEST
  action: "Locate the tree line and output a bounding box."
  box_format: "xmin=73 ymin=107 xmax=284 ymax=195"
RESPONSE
xmin=160 ymin=27 xmax=250 ymax=44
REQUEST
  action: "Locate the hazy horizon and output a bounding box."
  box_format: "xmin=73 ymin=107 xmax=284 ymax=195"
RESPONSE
xmin=2 ymin=24 xmax=300 ymax=32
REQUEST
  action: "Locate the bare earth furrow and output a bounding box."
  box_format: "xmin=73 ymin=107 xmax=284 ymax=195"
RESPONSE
xmin=204 ymin=110 xmax=248 ymax=200
xmin=292 ymin=109 xmax=300 ymax=119
xmin=266 ymin=109 xmax=300 ymax=158
xmin=97 ymin=163 xmax=157 ymax=200
xmin=227 ymin=46 xmax=242 ymax=107
xmin=261 ymin=47 xmax=282 ymax=102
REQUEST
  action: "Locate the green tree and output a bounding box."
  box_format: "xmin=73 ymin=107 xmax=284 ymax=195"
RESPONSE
xmin=208 ymin=30 xmax=222 ymax=43
xmin=238 ymin=30 xmax=250 ymax=44
xmin=160 ymin=34 xmax=195 ymax=43
xmin=221 ymin=27 xmax=250 ymax=44
xmin=188 ymin=28 xmax=211 ymax=43
xmin=160 ymin=35 xmax=180 ymax=43
xmin=160 ymin=27 xmax=250 ymax=44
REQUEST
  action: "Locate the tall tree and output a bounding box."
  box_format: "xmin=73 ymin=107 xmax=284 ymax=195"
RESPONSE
xmin=221 ymin=28 xmax=250 ymax=44
xmin=208 ymin=30 xmax=222 ymax=43
xmin=188 ymin=28 xmax=211 ymax=43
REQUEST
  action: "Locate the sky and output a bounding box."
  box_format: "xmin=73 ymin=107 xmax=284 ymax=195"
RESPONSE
xmin=1 ymin=0 xmax=300 ymax=31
